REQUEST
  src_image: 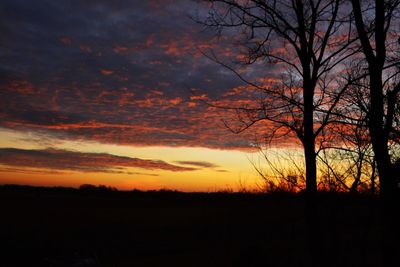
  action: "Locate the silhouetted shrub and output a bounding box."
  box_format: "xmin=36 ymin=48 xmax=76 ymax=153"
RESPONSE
xmin=79 ymin=184 xmax=117 ymax=193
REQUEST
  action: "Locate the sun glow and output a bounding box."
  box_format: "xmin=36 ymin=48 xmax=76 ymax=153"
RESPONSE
xmin=0 ymin=128 xmax=261 ymax=191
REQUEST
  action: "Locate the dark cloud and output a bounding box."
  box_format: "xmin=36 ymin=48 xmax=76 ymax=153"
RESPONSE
xmin=174 ymin=161 xmax=219 ymax=168
xmin=0 ymin=166 xmax=159 ymax=176
xmin=0 ymin=167 xmax=67 ymax=175
xmin=0 ymin=148 xmax=196 ymax=173
xmin=0 ymin=0 xmax=275 ymax=150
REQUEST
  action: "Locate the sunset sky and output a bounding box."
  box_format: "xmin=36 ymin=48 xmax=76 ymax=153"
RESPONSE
xmin=0 ymin=0 xmax=288 ymax=191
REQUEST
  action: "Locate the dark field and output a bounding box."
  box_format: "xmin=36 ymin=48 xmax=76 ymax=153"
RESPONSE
xmin=0 ymin=185 xmax=398 ymax=267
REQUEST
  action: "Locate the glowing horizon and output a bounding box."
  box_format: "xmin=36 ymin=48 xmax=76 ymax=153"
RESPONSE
xmin=0 ymin=128 xmax=267 ymax=191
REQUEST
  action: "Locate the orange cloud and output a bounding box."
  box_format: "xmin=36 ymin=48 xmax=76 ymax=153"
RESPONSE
xmin=100 ymin=69 xmax=114 ymax=76
xmin=113 ymin=46 xmax=129 ymax=53
xmin=80 ymin=44 xmax=92 ymax=53
xmin=59 ymin=36 xmax=72 ymax=45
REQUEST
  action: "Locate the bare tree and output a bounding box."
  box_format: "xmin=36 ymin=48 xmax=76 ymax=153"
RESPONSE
xmin=249 ymin=147 xmax=306 ymax=193
xmin=317 ymin=117 xmax=377 ymax=193
xmin=350 ymin=0 xmax=400 ymax=196
xmin=199 ymin=0 xmax=357 ymax=194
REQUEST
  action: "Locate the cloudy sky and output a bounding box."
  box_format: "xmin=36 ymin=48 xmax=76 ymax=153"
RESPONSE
xmin=0 ymin=0 xmax=280 ymax=191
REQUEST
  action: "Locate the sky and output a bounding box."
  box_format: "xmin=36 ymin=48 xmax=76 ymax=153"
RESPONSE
xmin=0 ymin=0 xmax=285 ymax=191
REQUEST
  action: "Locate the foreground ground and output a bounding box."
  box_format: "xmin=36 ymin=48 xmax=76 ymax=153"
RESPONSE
xmin=0 ymin=185 xmax=398 ymax=267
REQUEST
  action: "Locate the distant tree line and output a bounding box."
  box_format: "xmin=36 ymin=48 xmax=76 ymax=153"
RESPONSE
xmin=79 ymin=184 xmax=118 ymax=192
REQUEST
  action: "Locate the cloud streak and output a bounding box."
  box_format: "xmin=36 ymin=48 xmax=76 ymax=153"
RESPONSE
xmin=0 ymin=148 xmax=196 ymax=173
xmin=174 ymin=161 xmax=219 ymax=168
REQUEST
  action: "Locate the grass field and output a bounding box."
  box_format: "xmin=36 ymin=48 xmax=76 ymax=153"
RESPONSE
xmin=0 ymin=185 xmax=397 ymax=267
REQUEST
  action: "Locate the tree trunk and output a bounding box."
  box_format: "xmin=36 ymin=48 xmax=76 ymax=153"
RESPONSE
xmin=351 ymin=0 xmax=395 ymax=196
xmin=368 ymin=67 xmax=394 ymax=196
xmin=304 ymin=137 xmax=317 ymax=194
xmin=303 ymin=77 xmax=317 ymax=194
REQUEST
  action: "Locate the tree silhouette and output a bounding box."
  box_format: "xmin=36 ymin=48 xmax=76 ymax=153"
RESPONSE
xmin=200 ymin=0 xmax=357 ymax=194
xmin=350 ymin=0 xmax=400 ymax=196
